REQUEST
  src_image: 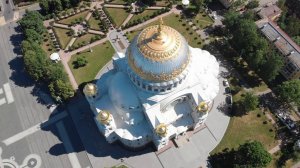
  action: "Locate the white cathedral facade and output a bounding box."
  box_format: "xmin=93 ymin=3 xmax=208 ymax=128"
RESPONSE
xmin=83 ymin=19 xmax=219 ymax=150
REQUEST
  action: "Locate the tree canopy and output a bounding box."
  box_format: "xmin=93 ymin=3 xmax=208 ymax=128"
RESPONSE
xmin=20 ymin=11 xmax=74 ymax=102
xmin=49 ymin=80 xmax=74 ymax=102
xmin=276 ymin=79 xmax=300 ymax=106
xmin=209 ymin=141 xmax=272 ymax=167
xmin=18 ymin=11 xmax=45 ymax=34
xmin=241 ymin=92 xmax=259 ymax=112
xmin=223 ymin=11 xmax=283 ymax=82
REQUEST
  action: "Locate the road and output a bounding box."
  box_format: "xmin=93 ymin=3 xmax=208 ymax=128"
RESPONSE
xmin=0 ymin=5 xmax=91 ymax=168
xmin=0 ymin=0 xmax=14 ymax=22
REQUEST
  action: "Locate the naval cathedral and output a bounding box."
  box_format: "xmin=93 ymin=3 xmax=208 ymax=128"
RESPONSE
xmin=83 ymin=18 xmax=219 ymax=150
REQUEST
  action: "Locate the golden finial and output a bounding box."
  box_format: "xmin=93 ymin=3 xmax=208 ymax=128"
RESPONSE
xmin=157 ymin=17 xmax=164 ymax=37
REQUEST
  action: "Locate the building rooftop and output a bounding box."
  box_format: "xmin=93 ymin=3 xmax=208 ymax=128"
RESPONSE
xmin=256 ymin=19 xmax=300 ymax=66
xmin=258 ymin=4 xmax=282 ymax=20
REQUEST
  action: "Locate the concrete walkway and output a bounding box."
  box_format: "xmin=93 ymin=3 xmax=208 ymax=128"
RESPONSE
xmin=65 ymin=37 xmax=108 ymax=58
xmin=88 ymin=29 xmax=105 ymax=35
xmin=59 ymin=50 xmax=79 ymax=89
xmin=66 ymin=37 xmax=76 ymax=50
xmin=53 ymin=22 xmax=70 ymax=29
xmin=121 ymin=13 xmax=133 ymax=27
xmin=268 ymin=141 xmax=282 ymax=154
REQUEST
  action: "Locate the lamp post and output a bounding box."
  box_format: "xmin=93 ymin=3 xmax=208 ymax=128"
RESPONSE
xmin=89 ymin=42 xmax=93 ymax=52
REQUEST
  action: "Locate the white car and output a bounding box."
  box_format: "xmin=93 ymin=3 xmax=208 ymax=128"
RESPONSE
xmin=223 ymin=79 xmax=229 ymax=87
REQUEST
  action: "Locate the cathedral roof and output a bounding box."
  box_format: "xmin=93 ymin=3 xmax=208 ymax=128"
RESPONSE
xmin=126 ymin=18 xmax=190 ymax=83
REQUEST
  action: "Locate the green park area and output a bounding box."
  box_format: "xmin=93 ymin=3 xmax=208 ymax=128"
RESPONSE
xmin=105 ymin=7 xmax=130 ymax=27
xmin=72 ymin=33 xmax=96 ymax=47
xmin=68 ymin=42 xmax=114 ymax=85
xmin=212 ymin=107 xmax=277 ymax=154
xmin=109 ymin=0 xmax=127 ymax=5
xmin=126 ymin=13 xmax=206 ymax=48
xmin=194 ymin=12 xmax=214 ymax=29
xmin=58 ymin=10 xmax=89 ymax=25
xmin=88 ymin=15 xmax=102 ymax=30
xmin=129 ymin=9 xmax=158 ymax=23
xmin=53 ymin=27 xmax=72 ymax=49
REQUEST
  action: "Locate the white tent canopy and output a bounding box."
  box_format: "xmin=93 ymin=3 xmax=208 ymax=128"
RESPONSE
xmin=50 ymin=53 xmax=61 ymax=61
xmin=182 ymin=0 xmax=190 ymax=5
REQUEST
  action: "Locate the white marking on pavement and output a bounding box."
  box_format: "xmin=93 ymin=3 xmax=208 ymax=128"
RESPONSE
xmin=0 ymin=98 xmax=6 ymax=106
xmin=56 ymin=121 xmax=81 ymax=168
xmin=3 ymin=83 xmax=14 ymax=104
xmin=0 ymin=88 xmax=3 ymax=94
xmin=2 ymin=111 xmax=68 ymax=146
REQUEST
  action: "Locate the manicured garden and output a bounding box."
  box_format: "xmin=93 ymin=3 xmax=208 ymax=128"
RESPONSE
xmin=72 ymin=33 xmax=96 ymax=47
xmin=53 ymin=27 xmax=72 ymax=49
xmin=105 ymin=7 xmax=130 ymax=27
xmin=68 ymin=42 xmax=114 ymax=85
xmin=58 ymin=10 xmax=89 ymax=25
xmin=126 ymin=13 xmax=205 ymax=48
xmin=88 ymin=15 xmax=102 ymax=30
xmin=194 ymin=12 xmax=214 ymax=29
xmin=129 ymin=9 xmax=158 ymax=23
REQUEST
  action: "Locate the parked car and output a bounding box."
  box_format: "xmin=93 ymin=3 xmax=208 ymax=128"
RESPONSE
xmin=223 ymin=79 xmax=229 ymax=87
xmin=225 ymin=87 xmax=231 ymax=94
xmin=226 ymin=95 xmax=232 ymax=105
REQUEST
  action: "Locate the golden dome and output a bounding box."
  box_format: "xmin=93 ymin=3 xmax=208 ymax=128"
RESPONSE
xmin=97 ymin=110 xmax=110 ymax=124
xmin=83 ymin=83 xmax=98 ymax=97
xmin=137 ymin=18 xmax=182 ymax=62
xmin=155 ymin=123 xmax=167 ymax=137
xmin=126 ymin=18 xmax=190 ymax=83
xmin=196 ymin=102 xmax=209 ymax=113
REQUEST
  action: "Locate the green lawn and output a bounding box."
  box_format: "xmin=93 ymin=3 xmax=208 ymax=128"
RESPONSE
xmin=88 ymin=15 xmax=101 ymax=30
xmin=211 ymin=109 xmax=277 ymax=154
xmin=72 ymin=33 xmax=96 ymax=47
xmin=155 ymin=0 xmax=170 ymax=6
xmin=58 ymin=11 xmax=89 ymax=25
xmin=109 ymin=0 xmax=127 ymax=4
xmin=68 ymin=42 xmax=114 ymax=85
xmin=105 ymin=7 xmax=130 ymax=28
xmin=194 ymin=12 xmax=214 ymax=29
xmin=53 ymin=27 xmax=72 ymax=49
xmin=126 ymin=13 xmax=204 ymax=48
xmin=129 ymin=9 xmax=158 ymax=23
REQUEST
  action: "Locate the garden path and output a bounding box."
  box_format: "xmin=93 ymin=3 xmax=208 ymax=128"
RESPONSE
xmin=121 ymin=13 xmax=133 ymax=27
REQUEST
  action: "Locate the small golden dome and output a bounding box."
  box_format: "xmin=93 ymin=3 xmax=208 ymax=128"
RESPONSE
xmin=97 ymin=110 xmax=110 ymax=124
xmin=196 ymin=102 xmax=209 ymax=113
xmin=137 ymin=18 xmax=182 ymax=62
xmin=83 ymin=83 xmax=98 ymax=97
xmin=155 ymin=123 xmax=167 ymax=137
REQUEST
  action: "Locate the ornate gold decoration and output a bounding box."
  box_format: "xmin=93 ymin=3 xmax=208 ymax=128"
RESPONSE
xmin=127 ymin=47 xmax=191 ymax=82
xmin=97 ymin=110 xmax=111 ymax=125
xmin=83 ymin=83 xmax=98 ymax=97
xmin=137 ymin=22 xmax=182 ymax=62
xmin=196 ymin=101 xmax=209 ymax=113
xmin=155 ymin=123 xmax=167 ymax=137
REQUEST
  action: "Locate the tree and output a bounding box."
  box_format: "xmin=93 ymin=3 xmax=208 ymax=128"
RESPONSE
xmin=18 ymin=11 xmax=45 ymax=34
xmin=236 ymin=141 xmax=272 ymax=167
xmin=40 ymin=0 xmax=49 ymax=14
xmin=73 ymin=56 xmax=87 ymax=68
xmin=45 ymin=63 xmax=67 ymax=82
xmin=259 ymin=49 xmax=284 ymax=81
xmin=25 ymin=29 xmax=43 ymax=44
xmin=241 ymin=92 xmax=259 ymax=112
xmin=209 ymin=141 xmax=271 ymax=167
xmin=48 ymin=80 xmax=74 ymax=101
xmin=245 ymin=0 xmax=259 ymax=9
xmin=276 ymin=79 xmax=300 ymax=106
xmin=23 ymin=50 xmax=48 ymax=81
